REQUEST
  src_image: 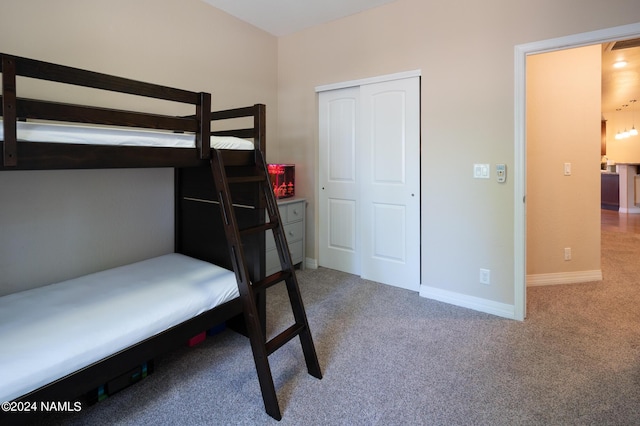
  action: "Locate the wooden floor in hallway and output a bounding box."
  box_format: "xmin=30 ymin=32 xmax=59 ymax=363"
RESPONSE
xmin=601 ymin=209 xmax=640 ymax=234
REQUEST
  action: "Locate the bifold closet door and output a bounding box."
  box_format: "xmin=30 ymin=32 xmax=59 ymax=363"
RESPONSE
xmin=319 ymin=77 xmax=420 ymax=291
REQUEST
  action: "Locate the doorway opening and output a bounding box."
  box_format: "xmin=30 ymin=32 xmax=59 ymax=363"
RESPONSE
xmin=515 ymin=22 xmax=640 ymax=320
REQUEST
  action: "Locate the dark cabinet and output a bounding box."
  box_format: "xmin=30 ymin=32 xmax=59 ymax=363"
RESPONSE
xmin=601 ymin=172 xmax=619 ymax=210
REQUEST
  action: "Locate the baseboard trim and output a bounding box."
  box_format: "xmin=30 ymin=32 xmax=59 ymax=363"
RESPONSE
xmin=419 ymin=285 xmax=516 ymax=320
xmin=305 ymin=257 xmax=318 ymax=270
xmin=619 ymin=206 xmax=640 ymax=214
xmin=526 ymin=270 xmax=602 ymax=287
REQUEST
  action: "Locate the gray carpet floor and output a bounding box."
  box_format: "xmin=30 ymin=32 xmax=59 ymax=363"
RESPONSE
xmin=32 ymin=230 xmax=640 ymax=425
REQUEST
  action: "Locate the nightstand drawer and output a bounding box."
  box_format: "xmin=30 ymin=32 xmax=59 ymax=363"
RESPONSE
xmin=265 ymin=221 xmax=303 ymax=250
xmin=266 ymin=205 xmax=287 ymax=223
xmin=286 ymin=202 xmax=304 ymax=223
xmin=284 ymin=221 xmax=303 ymax=243
xmin=265 ymin=198 xmax=306 ymax=274
xmin=288 ymin=240 xmax=303 ymax=264
xmin=266 ymin=240 xmax=304 ymax=274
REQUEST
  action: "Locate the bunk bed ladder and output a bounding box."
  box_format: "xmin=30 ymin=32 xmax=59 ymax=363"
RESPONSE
xmin=209 ymin=148 xmax=322 ymax=421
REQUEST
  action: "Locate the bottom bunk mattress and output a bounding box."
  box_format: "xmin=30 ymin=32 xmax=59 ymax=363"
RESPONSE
xmin=0 ymin=253 xmax=239 ymax=403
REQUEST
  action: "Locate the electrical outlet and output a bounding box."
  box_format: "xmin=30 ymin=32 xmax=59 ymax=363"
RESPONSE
xmin=479 ymin=268 xmax=491 ymax=285
xmin=564 ymin=247 xmax=572 ymax=261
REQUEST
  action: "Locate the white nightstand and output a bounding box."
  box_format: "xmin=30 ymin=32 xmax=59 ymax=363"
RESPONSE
xmin=266 ymin=198 xmax=305 ymax=276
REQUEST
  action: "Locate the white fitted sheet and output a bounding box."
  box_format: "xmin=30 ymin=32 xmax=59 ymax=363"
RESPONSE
xmin=0 ymin=253 xmax=239 ymax=402
xmin=0 ymin=120 xmax=255 ymax=150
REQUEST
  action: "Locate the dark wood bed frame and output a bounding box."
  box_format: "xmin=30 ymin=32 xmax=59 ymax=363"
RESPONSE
xmin=0 ymin=53 xmax=274 ymax=422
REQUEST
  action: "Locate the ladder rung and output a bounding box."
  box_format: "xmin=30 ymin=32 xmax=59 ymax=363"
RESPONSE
xmin=253 ymin=270 xmax=291 ymax=292
xmin=227 ymin=175 xmax=265 ymax=184
xmin=265 ymin=323 xmax=306 ymax=355
xmin=240 ymin=221 xmax=278 ymax=236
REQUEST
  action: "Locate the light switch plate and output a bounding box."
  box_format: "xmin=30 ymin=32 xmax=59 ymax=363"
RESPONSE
xmin=474 ymin=164 xmax=490 ymax=179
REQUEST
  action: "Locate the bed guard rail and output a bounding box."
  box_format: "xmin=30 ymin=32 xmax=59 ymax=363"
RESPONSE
xmin=205 ymin=103 xmax=266 ymax=154
xmin=1 ymin=53 xmax=212 ymax=167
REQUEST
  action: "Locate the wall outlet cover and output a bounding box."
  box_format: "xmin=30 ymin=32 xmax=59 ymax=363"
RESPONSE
xmin=480 ymin=268 xmax=491 ymax=284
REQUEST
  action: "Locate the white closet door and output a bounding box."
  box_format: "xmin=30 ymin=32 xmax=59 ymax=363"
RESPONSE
xmin=318 ymin=76 xmax=420 ymax=291
xmin=359 ymin=77 xmax=420 ymax=291
xmin=318 ymin=87 xmax=361 ymax=275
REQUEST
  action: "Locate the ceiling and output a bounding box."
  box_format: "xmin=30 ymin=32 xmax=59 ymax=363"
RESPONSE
xmin=602 ymin=40 xmax=640 ymax=123
xmin=201 ymin=0 xmax=397 ymax=37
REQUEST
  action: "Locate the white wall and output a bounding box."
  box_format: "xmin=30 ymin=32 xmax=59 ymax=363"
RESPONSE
xmin=276 ymin=0 xmax=640 ymax=313
xmin=0 ymin=0 xmax=278 ymax=295
xmin=0 ymin=169 xmax=174 ymax=295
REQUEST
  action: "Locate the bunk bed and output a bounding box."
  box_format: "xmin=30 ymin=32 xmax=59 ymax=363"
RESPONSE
xmin=0 ymin=52 xmax=307 ymax=422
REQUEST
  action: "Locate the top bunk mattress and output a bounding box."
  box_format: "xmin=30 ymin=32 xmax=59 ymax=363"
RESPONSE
xmin=0 ymin=120 xmax=255 ymax=150
xmin=0 ymin=253 xmax=240 ymax=403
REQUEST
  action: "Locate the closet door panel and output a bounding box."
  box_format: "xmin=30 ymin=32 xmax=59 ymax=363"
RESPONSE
xmin=319 ymin=88 xmax=361 ymax=275
xmin=371 ymin=91 xmax=405 ymax=184
xmin=360 ymin=77 xmax=420 ymax=291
